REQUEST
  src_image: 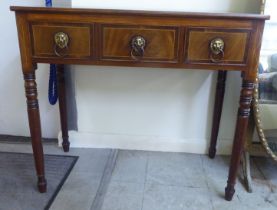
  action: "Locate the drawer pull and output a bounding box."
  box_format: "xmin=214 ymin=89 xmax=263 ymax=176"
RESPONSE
xmin=54 ymin=32 xmax=69 ymax=57
xmin=210 ymin=38 xmax=224 ymax=63
xmin=130 ymin=35 xmax=146 ymax=60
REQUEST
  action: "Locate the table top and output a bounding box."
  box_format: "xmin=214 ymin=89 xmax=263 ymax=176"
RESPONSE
xmin=10 ymin=6 xmax=270 ymax=20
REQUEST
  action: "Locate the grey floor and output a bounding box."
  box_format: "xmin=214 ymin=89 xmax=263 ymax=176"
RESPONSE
xmin=0 ymin=141 xmax=277 ymax=210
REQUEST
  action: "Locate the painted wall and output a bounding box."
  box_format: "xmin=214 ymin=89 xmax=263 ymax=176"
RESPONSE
xmin=0 ymin=0 xmax=70 ymax=138
xmin=0 ymin=0 xmax=60 ymax=138
xmin=65 ymin=0 xmax=261 ymax=154
xmin=73 ymin=0 xmax=260 ymax=13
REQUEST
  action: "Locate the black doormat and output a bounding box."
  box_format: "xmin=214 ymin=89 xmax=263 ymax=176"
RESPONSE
xmin=0 ymin=134 xmax=57 ymax=144
xmin=0 ymin=152 xmax=78 ymax=210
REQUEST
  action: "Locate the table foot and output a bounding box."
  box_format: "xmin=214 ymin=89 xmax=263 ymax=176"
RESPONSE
xmin=225 ymin=184 xmax=235 ymax=201
xmin=38 ymin=176 xmax=47 ymax=193
xmin=208 ymin=148 xmax=216 ymax=159
xmin=62 ymin=139 xmax=70 ymax=152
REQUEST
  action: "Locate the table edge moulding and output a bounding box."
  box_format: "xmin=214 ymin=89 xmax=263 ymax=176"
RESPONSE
xmin=10 ymin=6 xmax=269 ymax=201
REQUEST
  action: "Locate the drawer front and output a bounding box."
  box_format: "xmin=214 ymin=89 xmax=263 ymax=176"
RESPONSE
xmin=101 ymin=25 xmax=179 ymax=62
xmin=185 ymin=28 xmax=250 ymax=65
xmin=31 ymin=24 xmax=91 ymax=58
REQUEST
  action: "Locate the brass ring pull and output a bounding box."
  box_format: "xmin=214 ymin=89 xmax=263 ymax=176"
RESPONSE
xmin=131 ymin=47 xmax=145 ymax=60
xmin=209 ymin=38 xmax=225 ymax=63
xmin=54 ymin=44 xmax=69 ymax=57
xmin=130 ymin=35 xmax=146 ymax=60
xmin=54 ymin=32 xmax=69 ymax=57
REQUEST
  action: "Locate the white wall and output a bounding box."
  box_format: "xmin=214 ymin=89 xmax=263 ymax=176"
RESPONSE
xmin=73 ymin=0 xmax=260 ymax=13
xmin=0 ymin=0 xmax=60 ymax=138
xmin=66 ymin=0 xmax=261 ymax=154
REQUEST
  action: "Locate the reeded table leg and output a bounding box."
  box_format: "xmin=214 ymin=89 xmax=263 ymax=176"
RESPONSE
xmin=225 ymin=79 xmax=254 ymax=201
xmin=57 ymin=64 xmax=70 ymax=152
xmin=209 ymin=70 xmax=227 ymax=158
xmin=24 ymin=72 xmax=47 ymax=193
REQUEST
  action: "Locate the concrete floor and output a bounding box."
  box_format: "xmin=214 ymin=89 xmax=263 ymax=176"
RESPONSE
xmin=0 ymin=142 xmax=277 ymax=210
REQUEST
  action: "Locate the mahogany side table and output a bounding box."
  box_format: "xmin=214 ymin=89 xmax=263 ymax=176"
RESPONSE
xmin=10 ymin=6 xmax=269 ymax=201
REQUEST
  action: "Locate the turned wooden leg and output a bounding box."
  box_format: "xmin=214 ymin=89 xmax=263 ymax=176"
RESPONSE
xmin=209 ymin=70 xmax=227 ymax=158
xmin=57 ymin=64 xmax=70 ymax=152
xmin=24 ymin=72 xmax=47 ymax=193
xmin=225 ymin=79 xmax=254 ymax=201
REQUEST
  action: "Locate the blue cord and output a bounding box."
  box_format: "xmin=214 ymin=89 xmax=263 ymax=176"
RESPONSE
xmin=45 ymin=0 xmax=58 ymax=105
xmin=45 ymin=0 xmax=52 ymax=7
xmin=48 ymin=64 xmax=58 ymax=105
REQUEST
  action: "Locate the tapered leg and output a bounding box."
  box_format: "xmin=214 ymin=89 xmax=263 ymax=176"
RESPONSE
xmin=24 ymin=72 xmax=47 ymax=193
xmin=57 ymin=64 xmax=70 ymax=152
xmin=225 ymin=79 xmax=254 ymax=201
xmin=209 ymin=70 xmax=227 ymax=158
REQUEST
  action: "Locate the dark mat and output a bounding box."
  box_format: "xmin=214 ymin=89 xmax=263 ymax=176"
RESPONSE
xmin=0 ymin=152 xmax=78 ymax=210
xmin=0 ymin=135 xmax=56 ymax=144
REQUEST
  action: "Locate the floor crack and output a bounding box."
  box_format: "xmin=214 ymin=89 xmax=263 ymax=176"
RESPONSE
xmin=200 ymin=155 xmax=216 ymax=210
xmin=90 ymin=149 xmax=119 ymax=210
xmin=140 ymin=152 xmax=149 ymax=210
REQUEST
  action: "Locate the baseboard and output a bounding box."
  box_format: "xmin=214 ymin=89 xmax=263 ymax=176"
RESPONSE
xmin=58 ymin=131 xmax=232 ymax=155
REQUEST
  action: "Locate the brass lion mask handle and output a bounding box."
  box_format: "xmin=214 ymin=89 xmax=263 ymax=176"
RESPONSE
xmin=54 ymin=32 xmax=69 ymax=57
xmin=210 ymin=38 xmax=225 ymax=63
xmin=130 ymin=35 xmax=146 ymax=60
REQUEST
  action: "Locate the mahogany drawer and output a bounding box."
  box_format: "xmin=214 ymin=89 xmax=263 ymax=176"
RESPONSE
xmin=185 ymin=28 xmax=251 ymax=65
xmin=31 ymin=24 xmax=91 ymax=58
xmin=101 ymin=25 xmax=179 ymax=62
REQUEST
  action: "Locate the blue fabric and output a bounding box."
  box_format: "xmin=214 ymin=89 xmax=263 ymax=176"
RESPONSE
xmin=45 ymin=0 xmax=58 ymax=105
xmin=45 ymin=0 xmax=52 ymax=7
xmin=48 ymin=64 xmax=58 ymax=105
